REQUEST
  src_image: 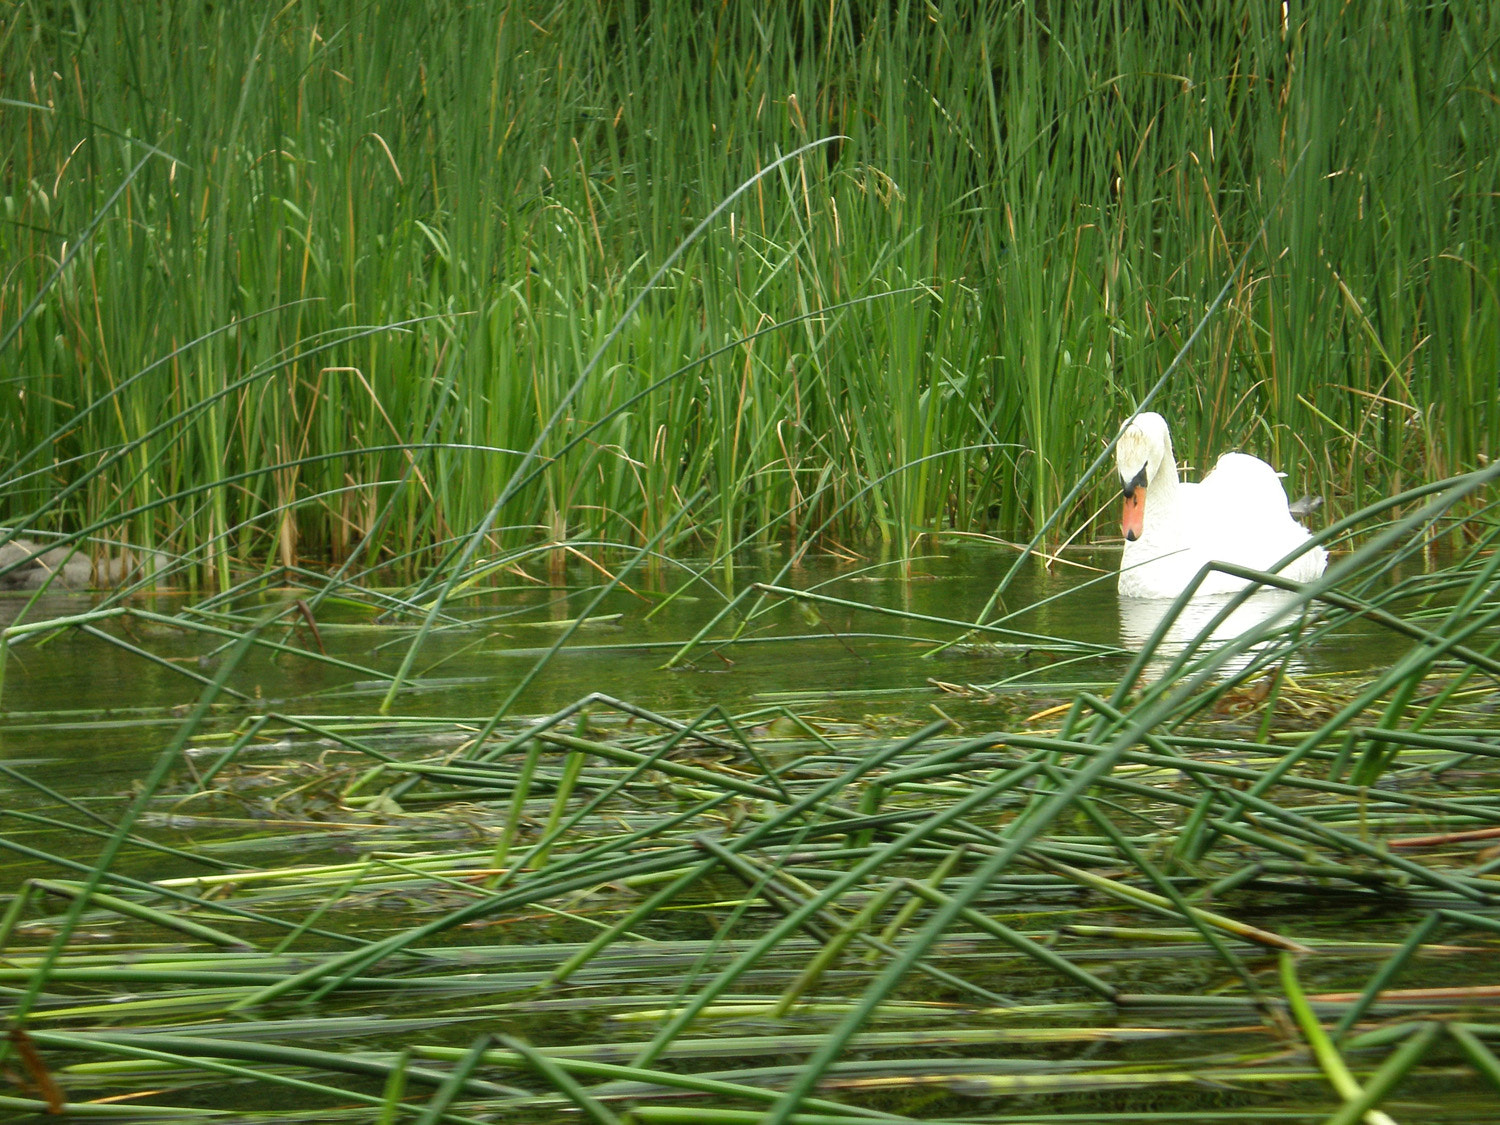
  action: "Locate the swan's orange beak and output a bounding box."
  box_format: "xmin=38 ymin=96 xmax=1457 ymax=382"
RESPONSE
xmin=1121 ymin=487 xmax=1145 ymax=542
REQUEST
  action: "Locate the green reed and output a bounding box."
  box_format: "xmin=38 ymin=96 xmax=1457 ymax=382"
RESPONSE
xmin=2 ymin=0 xmax=1496 ymax=584
xmin=4 ymin=13 xmax=1500 ymax=1109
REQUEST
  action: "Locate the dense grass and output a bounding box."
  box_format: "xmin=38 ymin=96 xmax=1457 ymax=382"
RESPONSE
xmin=8 ymin=7 xmax=1500 ymax=1118
xmin=2 ymin=0 xmax=1497 ymax=583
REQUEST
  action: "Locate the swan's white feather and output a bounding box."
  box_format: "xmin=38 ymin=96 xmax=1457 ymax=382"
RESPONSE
xmin=1116 ymin=413 xmax=1327 ymax=599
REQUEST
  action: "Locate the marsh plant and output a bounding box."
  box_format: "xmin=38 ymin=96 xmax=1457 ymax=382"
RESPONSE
xmin=3 ymin=4 xmax=1500 ymax=1121
xmin=2 ymin=1 xmax=1496 ymax=584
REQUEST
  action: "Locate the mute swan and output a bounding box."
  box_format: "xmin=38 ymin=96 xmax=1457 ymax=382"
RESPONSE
xmin=1115 ymin=412 xmax=1327 ymax=599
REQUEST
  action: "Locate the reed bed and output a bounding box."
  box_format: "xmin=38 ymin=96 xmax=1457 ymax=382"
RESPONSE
xmin=4 ymin=1 xmax=1500 ymax=1121
xmin=3 ymin=0 xmax=1498 ymax=581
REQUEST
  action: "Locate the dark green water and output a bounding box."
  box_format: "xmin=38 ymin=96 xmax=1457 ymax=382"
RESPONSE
xmin=0 ymin=544 xmax=1426 ymax=901
xmin=0 ymin=543 xmax=1422 ymax=867
xmin=0 ymin=544 xmax=1410 ymax=738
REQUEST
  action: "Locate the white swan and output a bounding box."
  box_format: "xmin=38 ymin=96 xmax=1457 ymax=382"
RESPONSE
xmin=1115 ymin=412 xmax=1327 ymax=599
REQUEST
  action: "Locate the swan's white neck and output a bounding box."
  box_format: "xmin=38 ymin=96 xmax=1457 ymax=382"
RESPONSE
xmin=1146 ymin=440 xmax=1180 ymax=495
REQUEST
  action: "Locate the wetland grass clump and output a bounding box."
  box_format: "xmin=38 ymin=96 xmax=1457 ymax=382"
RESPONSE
xmin=2 ymin=1 xmax=1498 ymax=580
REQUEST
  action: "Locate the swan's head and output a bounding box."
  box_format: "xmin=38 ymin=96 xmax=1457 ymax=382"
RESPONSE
xmin=1115 ymin=412 xmax=1172 ymax=542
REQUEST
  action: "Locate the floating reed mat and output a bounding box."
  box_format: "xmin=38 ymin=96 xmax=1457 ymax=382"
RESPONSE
xmin=3 ymin=684 xmax=1500 ymax=1122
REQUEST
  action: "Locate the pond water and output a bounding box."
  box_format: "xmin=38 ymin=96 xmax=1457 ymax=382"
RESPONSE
xmin=0 ymin=542 xmax=1412 ymax=738
xmin=0 ymin=543 xmax=1433 ymax=900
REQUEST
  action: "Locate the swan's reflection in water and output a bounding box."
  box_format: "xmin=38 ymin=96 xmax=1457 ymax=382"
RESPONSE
xmin=1119 ymin=590 xmax=1313 ymax=679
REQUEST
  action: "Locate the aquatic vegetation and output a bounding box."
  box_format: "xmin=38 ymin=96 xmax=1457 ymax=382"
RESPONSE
xmin=1 ymin=1 xmax=1497 ymax=576
xmin=0 ymin=463 xmax=1497 ymax=1121
xmin=3 ymin=2 xmax=1500 ymax=1120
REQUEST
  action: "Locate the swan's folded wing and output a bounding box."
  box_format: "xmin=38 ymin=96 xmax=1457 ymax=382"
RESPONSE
xmin=1195 ymin=453 xmax=1322 ymax=576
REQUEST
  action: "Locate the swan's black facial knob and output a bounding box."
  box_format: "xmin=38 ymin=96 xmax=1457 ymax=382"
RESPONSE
xmin=1120 ymin=465 xmax=1148 ymax=542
